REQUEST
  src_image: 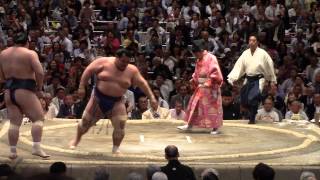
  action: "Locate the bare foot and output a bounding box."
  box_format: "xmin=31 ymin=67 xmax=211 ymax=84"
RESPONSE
xmin=8 ymin=153 xmax=18 ymax=160
xmin=112 ymin=147 xmax=121 ymax=155
xmin=32 ymin=149 xmax=50 ymax=159
xmin=69 ymin=139 xmax=78 ymax=150
xmin=112 ymin=150 xmax=123 ymax=156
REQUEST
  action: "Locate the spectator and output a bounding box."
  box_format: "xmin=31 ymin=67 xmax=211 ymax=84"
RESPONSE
xmin=73 ymin=90 xmax=87 ymax=119
xmin=285 ymin=100 xmax=309 ymax=121
xmin=94 ymin=167 xmax=110 ymax=180
xmin=201 ymin=168 xmax=220 ymax=180
xmin=142 ymin=99 xmax=170 ymax=119
xmin=0 ymin=163 xmax=22 ymax=180
xmin=124 ymin=89 xmax=135 ymax=119
xmin=264 ymin=84 xmax=286 ymax=116
xmin=222 ymin=90 xmax=240 ymax=120
xmin=252 ymin=163 xmax=275 ymax=180
xmin=201 ymin=30 xmax=219 ymax=54
xmin=50 ymin=162 xmax=67 ymax=175
xmin=170 ymin=84 xmax=190 ymax=110
xmin=50 ymin=87 xmax=66 ymax=116
xmin=161 ymin=145 xmax=196 ymax=180
xmin=300 ymin=171 xmax=317 ymax=180
xmin=131 ymin=96 xmax=149 ymax=119
xmin=152 ymin=172 xmax=168 ymax=180
xmin=57 ymin=95 xmax=76 ymax=118
xmin=306 ymin=93 xmax=320 ymax=120
xmin=147 ymin=19 xmax=166 ymax=44
xmin=255 ymin=96 xmax=280 ymax=123
xmin=44 ymin=76 xmax=65 ymax=97
xmin=99 ymin=1 xmax=117 ymax=21
xmin=126 ymin=172 xmax=143 ymax=180
xmin=169 ymin=101 xmax=186 ymax=120
xmin=79 ymin=0 xmax=95 ymax=22
xmin=103 ymin=31 xmax=121 ymax=56
xmin=64 ymin=8 xmax=78 ymax=30
xmin=280 ymin=69 xmax=298 ymax=97
xmin=146 ymin=164 xmax=161 ymax=180
xmin=152 ymin=87 xmax=170 ymax=109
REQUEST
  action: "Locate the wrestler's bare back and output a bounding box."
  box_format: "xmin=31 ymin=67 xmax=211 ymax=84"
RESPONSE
xmin=94 ymin=57 xmax=138 ymax=97
xmin=0 ymin=47 xmax=39 ymax=80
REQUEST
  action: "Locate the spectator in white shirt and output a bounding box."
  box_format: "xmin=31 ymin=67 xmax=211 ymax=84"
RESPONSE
xmin=182 ymin=1 xmax=200 ymax=21
xmin=256 ymin=96 xmax=280 ymax=123
xmin=124 ymin=89 xmax=135 ymax=119
xmin=169 ymin=101 xmax=186 ymax=120
xmin=264 ymin=0 xmax=282 ymax=22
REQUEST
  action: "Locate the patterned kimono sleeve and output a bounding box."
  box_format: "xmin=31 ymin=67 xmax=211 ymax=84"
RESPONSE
xmin=204 ymin=55 xmax=224 ymax=87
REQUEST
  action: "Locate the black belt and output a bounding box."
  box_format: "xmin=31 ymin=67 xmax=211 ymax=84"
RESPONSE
xmin=245 ymin=74 xmax=264 ymax=81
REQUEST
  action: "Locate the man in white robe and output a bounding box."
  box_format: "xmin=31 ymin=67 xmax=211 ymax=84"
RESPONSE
xmin=227 ymin=35 xmax=277 ymax=124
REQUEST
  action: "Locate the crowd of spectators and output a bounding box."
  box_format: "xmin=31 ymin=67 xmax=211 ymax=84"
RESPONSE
xmin=1 ymin=0 xmax=320 ymax=123
xmin=0 ymin=145 xmax=318 ymax=179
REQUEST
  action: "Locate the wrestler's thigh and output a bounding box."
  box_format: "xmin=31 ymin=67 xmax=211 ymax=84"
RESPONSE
xmin=82 ymin=95 xmax=104 ymax=125
xmin=111 ymin=101 xmax=127 ymax=127
xmin=4 ymin=90 xmax=23 ymax=125
xmin=14 ymin=89 xmax=44 ymax=121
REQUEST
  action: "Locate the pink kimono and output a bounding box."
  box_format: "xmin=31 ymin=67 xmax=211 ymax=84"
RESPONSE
xmin=184 ymin=51 xmax=223 ymax=128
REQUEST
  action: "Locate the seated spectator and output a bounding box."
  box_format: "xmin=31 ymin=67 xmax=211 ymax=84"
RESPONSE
xmin=50 ymin=162 xmax=67 ymax=175
xmin=50 ymin=87 xmax=66 ymax=116
xmin=126 ymin=172 xmax=143 ymax=180
xmin=145 ymin=35 xmax=162 ymax=56
xmin=300 ymin=171 xmax=317 ymax=180
xmin=146 ymin=165 xmax=161 ymax=180
xmin=73 ymin=40 xmax=95 ymax=62
xmin=255 ymin=96 xmax=280 ymax=123
xmin=142 ymin=99 xmax=170 ymax=119
xmin=0 ymin=163 xmax=21 ymax=179
xmin=99 ymin=1 xmax=117 ymax=21
xmin=124 ymin=89 xmax=135 ymax=119
xmin=39 ymin=97 xmax=49 ymax=117
xmin=306 ymin=93 xmax=320 ymax=120
xmin=222 ymin=90 xmax=240 ymax=120
xmin=285 ymin=100 xmax=309 ymax=121
xmin=152 ymin=87 xmax=170 ymax=109
xmin=57 ymin=95 xmax=76 ymax=119
xmin=131 ymin=96 xmax=149 ymax=119
xmin=152 ymin=172 xmax=168 ymax=180
xmin=170 ymin=84 xmax=191 ymax=110
xmin=169 ymin=101 xmax=186 ymax=120
xmin=94 ymin=167 xmax=110 ymax=180
xmin=280 ymin=69 xmax=298 ymax=97
xmin=79 ymin=0 xmax=95 ymax=22
xmin=102 ymin=31 xmax=121 ymax=56
xmin=73 ymin=90 xmax=88 ymax=119
xmin=201 ymin=168 xmax=220 ymax=180
xmin=313 ymin=71 xmax=320 ymax=93
xmin=161 ymin=145 xmax=196 ymax=180
xmin=252 ymin=163 xmax=275 ymax=180
xmin=44 ymin=76 xmax=65 ymax=97
xmin=264 ymin=84 xmax=286 ymax=115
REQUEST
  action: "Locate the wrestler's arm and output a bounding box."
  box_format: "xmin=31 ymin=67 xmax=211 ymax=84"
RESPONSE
xmin=79 ymin=59 xmax=104 ymax=89
xmin=0 ymin=53 xmax=5 ymax=90
xmin=30 ymin=51 xmax=44 ymax=91
xmin=131 ymin=66 xmax=156 ymax=102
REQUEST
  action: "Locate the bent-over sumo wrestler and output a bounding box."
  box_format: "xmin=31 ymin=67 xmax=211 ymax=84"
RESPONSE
xmin=69 ymin=49 xmax=157 ymax=153
xmin=0 ymin=32 xmax=49 ymax=159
